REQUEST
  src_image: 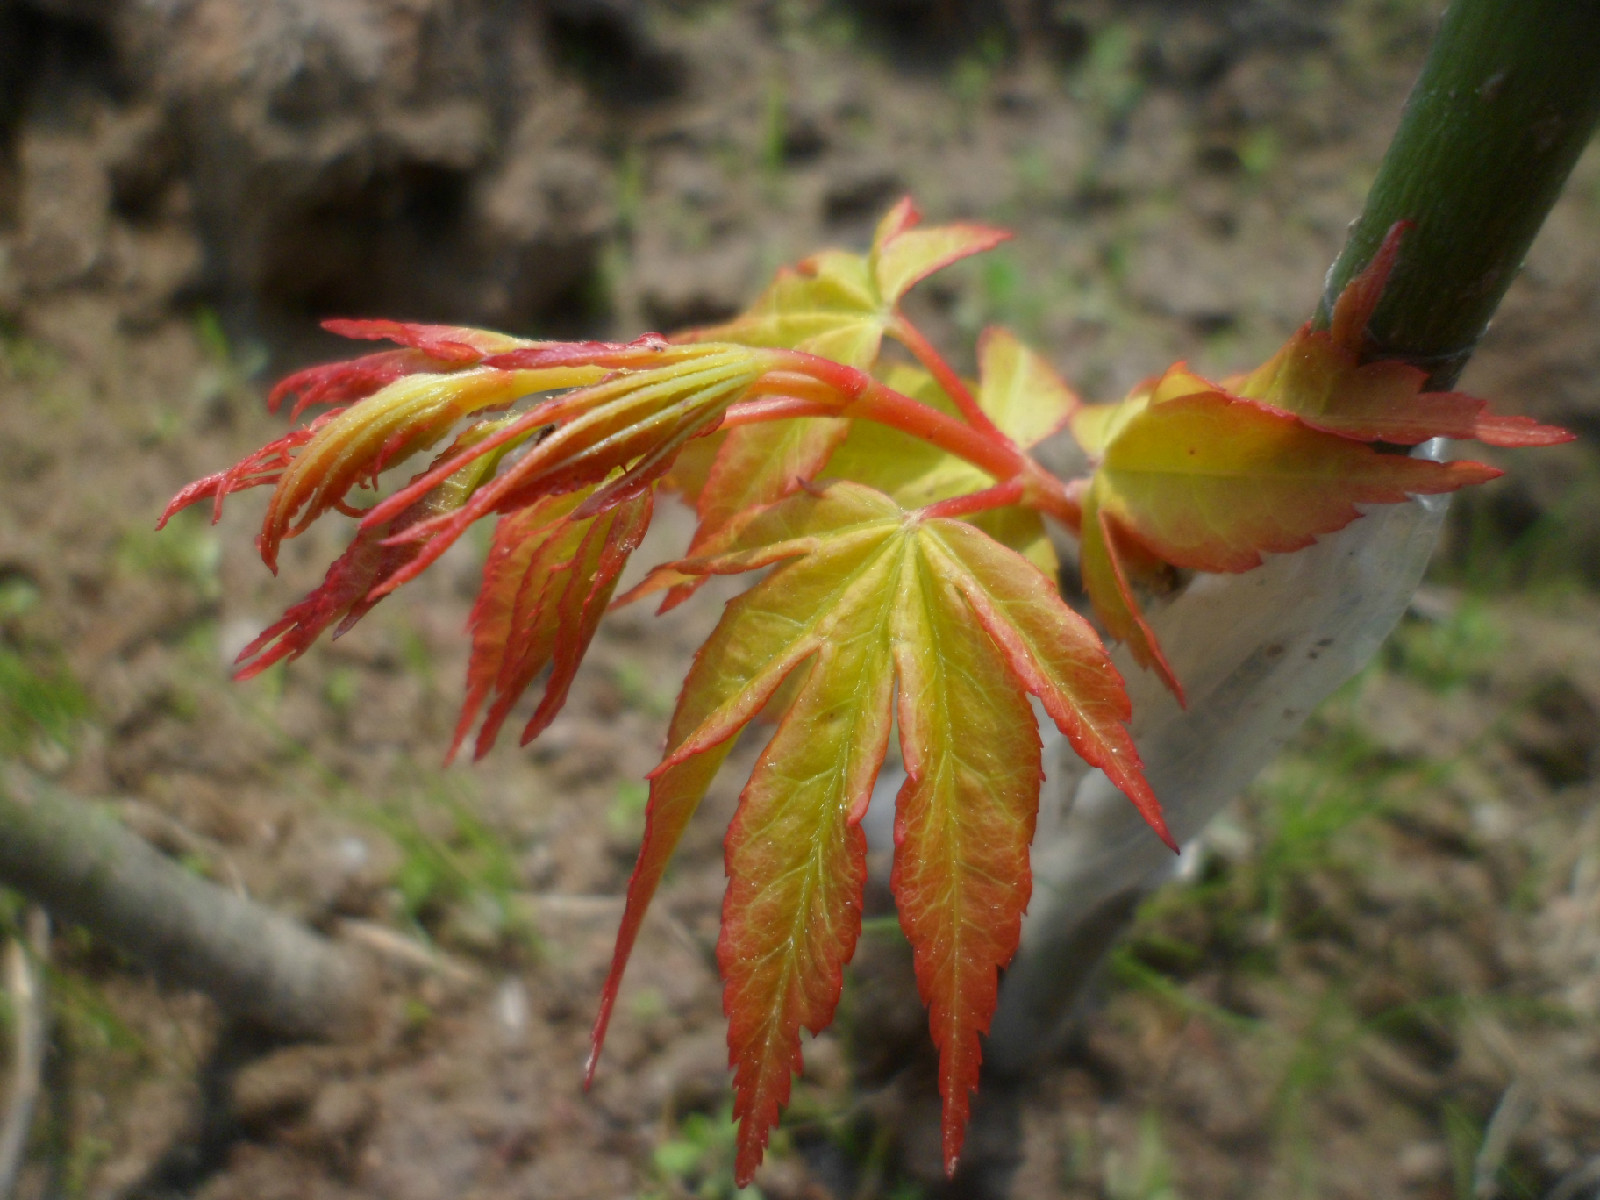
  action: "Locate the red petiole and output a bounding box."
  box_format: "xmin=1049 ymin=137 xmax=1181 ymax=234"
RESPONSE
xmin=890 ymin=314 xmax=1007 ymax=443
xmin=728 ymin=352 xmax=1087 ymax=534
xmin=920 ymin=480 xmax=1026 ymax=520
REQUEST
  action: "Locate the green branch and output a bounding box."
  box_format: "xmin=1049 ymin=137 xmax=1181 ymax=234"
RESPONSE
xmin=1317 ymin=0 xmax=1600 ymax=389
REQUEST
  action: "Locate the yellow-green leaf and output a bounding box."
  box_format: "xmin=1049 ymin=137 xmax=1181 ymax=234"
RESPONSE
xmin=1078 ymin=381 xmax=1503 ymax=696
xmin=697 ymin=199 xmax=1007 ymax=372
xmin=974 ymin=328 xmax=1080 ymax=449
xmin=825 ymin=365 xmax=1056 ymax=575
xmin=589 ymin=482 xmax=1161 ymax=1184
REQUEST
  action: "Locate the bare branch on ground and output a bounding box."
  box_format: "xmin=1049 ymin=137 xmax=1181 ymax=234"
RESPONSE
xmin=0 ymin=767 xmax=372 ymax=1041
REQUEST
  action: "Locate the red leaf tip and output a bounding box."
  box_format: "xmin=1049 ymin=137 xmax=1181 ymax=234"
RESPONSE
xmin=1330 ymin=219 xmax=1413 ymax=354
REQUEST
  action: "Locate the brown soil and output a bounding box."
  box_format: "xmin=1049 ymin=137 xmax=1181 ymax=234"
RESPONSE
xmin=3 ymin=1 xmax=1600 ymax=1197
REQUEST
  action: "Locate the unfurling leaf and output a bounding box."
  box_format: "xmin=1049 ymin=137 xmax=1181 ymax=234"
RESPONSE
xmin=233 ymin=419 xmax=518 ymax=680
xmin=164 ymin=321 xmax=816 ymax=752
xmin=452 ymin=483 xmax=653 ymax=761
xmin=259 ymin=365 xmax=598 ymax=569
xmin=587 ymin=483 xmax=1165 ymax=1184
xmin=266 ymin=319 xmax=536 ymax=420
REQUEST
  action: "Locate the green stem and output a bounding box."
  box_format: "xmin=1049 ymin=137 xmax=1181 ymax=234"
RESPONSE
xmin=1317 ymin=0 xmax=1600 ymax=389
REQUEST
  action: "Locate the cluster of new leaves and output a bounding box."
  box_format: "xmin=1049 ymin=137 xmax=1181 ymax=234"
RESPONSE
xmin=162 ymin=202 xmax=1567 ymax=1187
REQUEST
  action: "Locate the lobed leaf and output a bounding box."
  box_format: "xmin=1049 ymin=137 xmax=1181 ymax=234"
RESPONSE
xmin=1230 ymin=333 xmax=1573 ymax=447
xmin=1096 ymin=389 xmax=1499 ymax=573
xmin=1228 ymin=223 xmax=1569 ymax=448
xmin=451 ymin=483 xmax=653 ymax=761
xmin=1060 ymin=227 xmax=1557 ymax=694
xmin=696 ymin=197 xmax=1007 ymax=373
xmin=824 ymin=362 xmax=1059 ymax=576
xmin=588 ymin=483 xmax=1161 ymax=1182
xmin=1077 ymin=384 xmax=1501 ymax=695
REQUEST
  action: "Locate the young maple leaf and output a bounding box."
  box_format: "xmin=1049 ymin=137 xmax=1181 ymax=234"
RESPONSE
xmin=355 ymin=342 xmax=770 ymax=598
xmin=1063 ymin=224 xmax=1569 ymax=699
xmin=660 ymin=199 xmax=1013 ymax=604
xmin=826 ymin=327 xmax=1080 ymax=572
xmin=697 ymin=197 xmax=1008 ymax=368
xmin=1227 ymin=223 xmax=1573 ymax=448
xmin=163 ymin=202 xmax=1576 ymax=1197
xmin=229 ymin=419 xmax=519 ymax=680
xmin=450 ymin=482 xmax=652 ymax=761
xmin=264 ymin=319 xmax=537 ymax=420
xmin=167 ymin=317 xmax=777 ymax=576
xmin=1069 ymin=370 xmax=1501 ymax=699
xmin=166 ymin=312 xmax=545 ymax=525
xmin=261 ymin=362 xmax=608 ymax=569
xmin=164 ymin=320 xmax=839 ymax=752
xmin=633 ymin=323 xmax=1079 ymax=609
xmin=586 ymin=482 xmax=1170 ymax=1185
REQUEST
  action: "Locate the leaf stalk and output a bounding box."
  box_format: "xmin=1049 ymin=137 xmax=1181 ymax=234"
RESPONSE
xmin=889 ymin=314 xmax=1007 ymax=442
